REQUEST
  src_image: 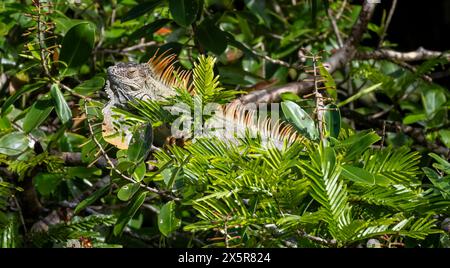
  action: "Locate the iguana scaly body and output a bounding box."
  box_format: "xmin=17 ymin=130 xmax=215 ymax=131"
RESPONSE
xmin=102 ymin=51 xmax=299 ymax=149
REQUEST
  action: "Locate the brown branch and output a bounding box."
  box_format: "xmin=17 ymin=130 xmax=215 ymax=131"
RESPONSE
xmin=236 ymin=1 xmax=377 ymax=104
xmin=356 ymin=47 xmax=450 ymax=62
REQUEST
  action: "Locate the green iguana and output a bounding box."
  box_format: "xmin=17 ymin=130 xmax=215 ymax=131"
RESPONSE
xmin=101 ymin=50 xmax=300 ymax=150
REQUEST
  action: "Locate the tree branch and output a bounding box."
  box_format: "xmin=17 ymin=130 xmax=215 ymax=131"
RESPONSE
xmin=236 ymin=1 xmax=377 ymax=104
xmin=356 ymin=47 xmax=450 ymax=62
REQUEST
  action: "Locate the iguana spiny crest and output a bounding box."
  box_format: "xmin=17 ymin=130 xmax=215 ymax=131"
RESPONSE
xmin=102 ymin=50 xmax=300 ymax=149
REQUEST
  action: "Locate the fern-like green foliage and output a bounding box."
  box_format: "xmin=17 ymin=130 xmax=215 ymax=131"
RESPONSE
xmin=79 ymin=54 xmax=444 ymax=248
xmin=31 ymin=53 xmax=448 ymax=248
xmin=192 ymin=55 xmax=241 ymax=103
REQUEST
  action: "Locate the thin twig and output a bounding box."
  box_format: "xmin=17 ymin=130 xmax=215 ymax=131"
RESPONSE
xmin=327 ymin=9 xmax=344 ymax=48
xmin=297 ymin=230 xmax=337 ymax=246
xmin=13 ymin=196 xmax=28 ymax=234
xmin=378 ymin=0 xmax=397 ymax=48
xmin=101 ymin=41 xmax=157 ymax=55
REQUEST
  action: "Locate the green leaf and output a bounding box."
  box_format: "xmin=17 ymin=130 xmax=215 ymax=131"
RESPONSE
xmin=280 ymin=92 xmax=302 ymax=102
xmin=319 ymin=63 xmax=337 ymax=100
xmin=59 ymin=22 xmax=95 ymax=74
xmin=132 ymin=162 xmax=146 ymax=182
xmin=439 ymin=130 xmax=450 ymax=148
xmin=0 ymin=132 xmax=29 ymax=156
xmin=324 ymin=104 xmax=340 ymax=138
xmin=0 ymin=116 xmax=10 ymax=130
xmin=117 ymin=183 xmax=140 ymax=201
xmin=128 ymin=123 xmax=153 ymax=163
xmin=73 ymin=76 xmax=105 ymax=96
xmin=114 ymin=191 xmax=147 ymax=236
xmin=129 ymin=18 xmax=172 ymax=40
xmin=158 ymin=201 xmax=181 ymax=236
xmin=281 ymin=100 xmax=318 ymax=140
xmin=22 ymin=97 xmax=54 ymax=133
xmin=1 ymin=82 xmax=45 ymax=115
xmin=422 ymin=88 xmax=446 ymax=117
xmin=51 ymin=15 xmax=86 ymax=36
xmin=428 ymin=153 xmax=450 ymax=174
xmin=34 ymin=173 xmax=64 ymax=196
xmin=196 ymin=20 xmax=228 ymax=55
xmin=74 ymin=185 xmax=110 ymax=214
xmin=403 ymin=113 xmax=427 ymax=125
xmin=121 ymin=0 xmax=163 ymax=22
xmin=50 ymin=84 xmax=72 ymax=126
xmin=341 ymin=165 xmax=390 ymax=185
xmin=66 ymin=167 xmax=101 ymax=179
xmin=59 ymin=132 xmax=88 ymax=152
xmin=169 ymin=0 xmax=200 ymax=27
xmin=338 ymin=83 xmax=382 ymax=107
xmin=337 ymin=131 xmax=381 ymax=160
xmin=244 ymin=0 xmax=271 ymax=28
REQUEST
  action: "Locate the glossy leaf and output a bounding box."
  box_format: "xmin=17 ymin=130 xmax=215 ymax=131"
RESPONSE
xmin=113 ymin=191 xmax=147 ymax=236
xmin=341 ymin=165 xmax=390 ymax=186
xmin=158 ymin=201 xmax=181 ymax=236
xmin=195 ymin=21 xmax=228 ymax=55
xmin=121 ymin=0 xmax=163 ymax=22
xmin=169 ymin=0 xmax=200 ymax=27
xmin=0 ymin=132 xmax=29 ymax=156
xmin=128 ymin=123 xmax=153 ymax=163
xmin=117 ymin=183 xmax=140 ymax=201
xmin=129 ymin=18 xmax=172 ymax=40
xmin=1 ymin=82 xmax=44 ymax=115
xmin=22 ymin=97 xmax=54 ymax=133
xmin=422 ymin=88 xmax=446 ymax=117
xmin=281 ymin=100 xmax=318 ymax=140
xmin=59 ymin=22 xmax=95 ymax=73
xmin=50 ymin=84 xmax=72 ymax=126
xmin=403 ymin=113 xmax=427 ymax=125
xmin=324 ymin=104 xmax=340 ymax=138
xmin=73 ymin=76 xmax=105 ymax=96
xmin=281 ymin=92 xmax=302 ymax=102
xmin=338 ymin=83 xmax=382 ymax=107
xmin=66 ymin=167 xmax=101 ymax=179
xmin=132 ymin=162 xmax=146 ymax=182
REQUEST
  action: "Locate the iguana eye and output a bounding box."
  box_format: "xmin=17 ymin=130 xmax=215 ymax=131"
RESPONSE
xmin=128 ymin=68 xmax=139 ymax=78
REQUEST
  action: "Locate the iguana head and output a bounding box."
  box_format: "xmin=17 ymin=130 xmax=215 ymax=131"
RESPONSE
xmin=101 ymin=51 xmax=192 ymax=149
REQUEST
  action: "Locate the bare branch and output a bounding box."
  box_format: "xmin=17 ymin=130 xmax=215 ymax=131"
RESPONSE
xmin=356 ymin=47 xmax=450 ymax=62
